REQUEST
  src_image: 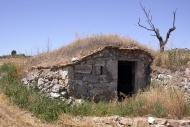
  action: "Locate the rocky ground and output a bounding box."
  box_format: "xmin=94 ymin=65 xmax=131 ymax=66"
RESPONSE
xmin=152 ymin=66 xmax=190 ymax=99
xmin=57 ymin=115 xmax=190 ymax=127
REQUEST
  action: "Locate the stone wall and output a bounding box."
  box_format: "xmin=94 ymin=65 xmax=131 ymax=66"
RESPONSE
xmin=22 ymin=68 xmax=71 ymax=99
xmin=22 ymin=48 xmax=152 ymax=101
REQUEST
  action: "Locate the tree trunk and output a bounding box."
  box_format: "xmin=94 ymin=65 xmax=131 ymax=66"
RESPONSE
xmin=160 ymin=42 xmax=165 ymax=52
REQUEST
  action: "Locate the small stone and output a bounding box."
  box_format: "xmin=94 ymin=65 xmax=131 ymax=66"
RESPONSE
xmin=167 ymin=75 xmax=172 ymax=79
xmin=71 ymin=57 xmax=79 ymax=62
xmin=44 ymin=78 xmax=49 ymax=83
xmin=38 ymin=78 xmax=44 ymax=86
xmin=66 ymin=97 xmax=75 ymax=105
xmin=168 ymin=121 xmax=179 ymax=127
xmin=51 ymin=79 xmax=58 ymax=84
xmin=148 ymin=117 xmax=156 ymax=125
xmin=59 ymin=70 xmax=68 ymax=79
xmin=51 ymin=84 xmax=61 ymax=93
xmin=22 ymin=78 xmax=28 ymax=85
xmin=60 ymin=91 xmax=67 ymax=96
xmin=59 ymin=79 xmax=64 ymax=85
xmin=157 ymin=119 xmax=168 ymax=125
xmin=74 ymin=99 xmax=84 ymax=105
xmin=185 ymin=68 xmax=190 ymax=77
xmin=119 ymin=118 xmax=133 ymax=126
xmin=50 ymin=92 xmax=60 ymax=98
xmin=157 ymin=74 xmax=172 ymax=81
xmin=64 ymin=78 xmax=69 ymax=84
xmin=180 ymin=121 xmax=190 ymax=126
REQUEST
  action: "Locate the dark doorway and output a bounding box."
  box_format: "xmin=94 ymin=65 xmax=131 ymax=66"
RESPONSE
xmin=117 ymin=61 xmax=135 ymax=100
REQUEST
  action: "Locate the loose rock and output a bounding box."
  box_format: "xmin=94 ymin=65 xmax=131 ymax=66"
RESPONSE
xmin=50 ymin=92 xmax=61 ymax=98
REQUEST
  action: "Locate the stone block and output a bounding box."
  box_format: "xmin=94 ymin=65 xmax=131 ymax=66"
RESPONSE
xmin=38 ymin=78 xmax=44 ymax=86
xmin=59 ymin=79 xmax=64 ymax=85
xmin=83 ymin=75 xmax=99 ymax=83
xmin=64 ymin=78 xmax=69 ymax=84
xmin=75 ymin=65 xmax=92 ymax=74
xmin=59 ymin=70 xmax=68 ymax=79
xmin=51 ymin=84 xmax=61 ymax=93
xmin=74 ymin=73 xmax=83 ymax=80
xmin=51 ymin=79 xmax=58 ymax=84
xmin=119 ymin=118 xmax=133 ymax=126
xmin=95 ymin=61 xmax=105 ymax=66
xmin=99 ymin=75 xmax=111 ymax=83
xmin=50 ymin=92 xmax=61 ymax=98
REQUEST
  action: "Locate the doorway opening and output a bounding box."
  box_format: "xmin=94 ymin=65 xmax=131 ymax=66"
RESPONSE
xmin=117 ymin=61 xmax=135 ymax=101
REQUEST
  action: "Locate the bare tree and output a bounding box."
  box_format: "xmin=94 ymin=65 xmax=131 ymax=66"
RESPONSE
xmin=138 ymin=3 xmax=176 ymax=52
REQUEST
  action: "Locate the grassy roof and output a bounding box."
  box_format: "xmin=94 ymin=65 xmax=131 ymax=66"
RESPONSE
xmin=28 ymin=35 xmax=152 ymax=68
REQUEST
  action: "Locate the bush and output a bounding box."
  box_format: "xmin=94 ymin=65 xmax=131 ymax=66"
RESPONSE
xmin=11 ymin=50 xmax=17 ymax=56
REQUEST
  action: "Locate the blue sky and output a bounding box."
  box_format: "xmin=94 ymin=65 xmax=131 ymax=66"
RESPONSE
xmin=0 ymin=0 xmax=189 ymax=55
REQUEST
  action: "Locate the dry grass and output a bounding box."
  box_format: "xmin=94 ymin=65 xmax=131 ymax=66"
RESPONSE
xmin=28 ymin=34 xmax=152 ymax=68
xmin=0 ymin=57 xmax=28 ymax=77
xmin=134 ymin=84 xmax=187 ymax=119
xmin=0 ymin=57 xmax=28 ymax=66
xmin=154 ymin=49 xmax=190 ymax=70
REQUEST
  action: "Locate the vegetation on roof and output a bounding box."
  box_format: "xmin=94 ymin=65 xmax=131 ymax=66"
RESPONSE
xmin=28 ymin=34 xmax=152 ymax=68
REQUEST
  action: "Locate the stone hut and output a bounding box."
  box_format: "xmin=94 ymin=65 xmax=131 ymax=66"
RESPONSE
xmin=23 ymin=35 xmax=153 ymax=101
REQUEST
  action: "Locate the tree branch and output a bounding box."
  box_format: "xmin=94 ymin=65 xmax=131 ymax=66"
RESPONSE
xmin=137 ymin=3 xmax=177 ymax=52
xmin=138 ymin=18 xmax=154 ymax=31
xmin=164 ymin=10 xmax=177 ymax=44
